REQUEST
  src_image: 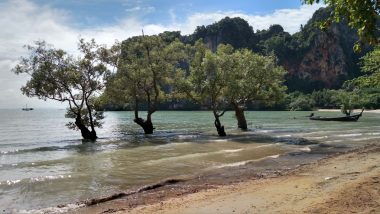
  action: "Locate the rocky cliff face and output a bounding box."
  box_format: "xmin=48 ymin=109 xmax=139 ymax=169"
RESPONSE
xmin=283 ymin=8 xmax=368 ymax=92
xmin=185 ymin=7 xmax=371 ymax=92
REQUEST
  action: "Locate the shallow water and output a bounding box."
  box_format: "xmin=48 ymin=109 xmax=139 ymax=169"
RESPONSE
xmin=0 ymin=109 xmax=379 ymax=212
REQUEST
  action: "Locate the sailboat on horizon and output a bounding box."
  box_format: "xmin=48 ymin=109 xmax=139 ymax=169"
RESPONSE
xmin=22 ymin=104 xmax=33 ymax=111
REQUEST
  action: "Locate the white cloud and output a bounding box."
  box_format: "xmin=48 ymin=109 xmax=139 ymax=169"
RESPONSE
xmin=0 ymin=0 xmax=322 ymax=108
xmin=177 ymin=4 xmax=323 ymax=35
xmin=125 ymin=6 xmax=155 ymax=13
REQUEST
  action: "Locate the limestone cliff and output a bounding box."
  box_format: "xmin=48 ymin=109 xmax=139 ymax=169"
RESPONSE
xmin=184 ymin=7 xmax=371 ymax=92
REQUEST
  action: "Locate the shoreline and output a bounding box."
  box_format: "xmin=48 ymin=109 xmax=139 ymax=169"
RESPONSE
xmin=67 ymin=143 xmax=380 ymax=214
xmin=318 ymin=108 xmax=380 ymax=113
xmin=121 ymin=144 xmax=380 ymax=214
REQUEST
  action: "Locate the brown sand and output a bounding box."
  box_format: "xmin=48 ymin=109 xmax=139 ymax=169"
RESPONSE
xmin=113 ymin=145 xmax=380 ymax=214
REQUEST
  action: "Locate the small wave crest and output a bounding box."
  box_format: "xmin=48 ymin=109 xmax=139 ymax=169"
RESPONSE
xmin=213 ymin=153 xmax=281 ymax=169
xmin=276 ymin=137 xmax=318 ymax=145
xmin=143 ymin=148 xmax=244 ymax=165
xmin=14 ymin=203 xmax=84 ymax=214
xmin=336 ymin=133 xmax=363 ymax=137
xmin=268 ymin=154 xmax=280 ymax=158
xmin=0 ymin=175 xmax=72 ymax=187
xmin=299 ymin=146 xmax=311 ymax=152
xmin=214 ymin=160 xmax=251 ymax=169
xmin=220 ymin=148 xmax=243 ymax=153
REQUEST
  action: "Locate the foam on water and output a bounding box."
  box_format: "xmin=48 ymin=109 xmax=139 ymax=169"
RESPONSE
xmin=16 ymin=203 xmax=85 ymax=214
xmin=336 ymin=133 xmax=363 ymax=137
xmin=268 ymin=154 xmax=280 ymax=158
xmin=142 ymin=148 xmax=244 ymax=165
xmin=213 ymin=160 xmax=252 ymax=169
xmin=214 ymin=153 xmax=281 ymax=169
xmin=299 ymin=146 xmax=311 ymax=152
xmin=0 ymin=175 xmax=72 ymax=187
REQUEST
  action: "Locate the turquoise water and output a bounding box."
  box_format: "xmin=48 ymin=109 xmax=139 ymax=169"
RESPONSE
xmin=0 ymin=109 xmax=379 ymax=212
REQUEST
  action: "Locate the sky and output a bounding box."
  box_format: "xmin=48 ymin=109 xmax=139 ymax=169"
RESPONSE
xmin=0 ymin=0 xmax=323 ymax=109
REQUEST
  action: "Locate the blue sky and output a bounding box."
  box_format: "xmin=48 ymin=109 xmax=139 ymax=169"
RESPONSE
xmin=30 ymin=0 xmax=305 ymax=27
xmin=0 ymin=0 xmax=323 ymax=108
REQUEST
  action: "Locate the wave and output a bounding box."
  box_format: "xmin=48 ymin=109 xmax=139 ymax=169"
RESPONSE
xmin=214 ymin=160 xmax=251 ymax=168
xmin=220 ymin=149 xmax=243 ymax=153
xmin=275 ymin=134 xmax=292 ymax=138
xmin=367 ymin=132 xmax=380 ymax=136
xmin=299 ymin=146 xmax=311 ymax=152
xmin=336 ymin=133 xmax=363 ymax=137
xmin=305 ymin=136 xmax=328 ymax=140
xmin=213 ymin=153 xmax=281 ymax=169
xmin=0 ymin=145 xmax=74 ymax=156
xmin=275 ymin=137 xmax=318 ymax=145
xmin=351 ymin=136 xmax=380 ymax=142
xmin=0 ymin=174 xmax=72 ymax=187
xmin=14 ymin=203 xmax=84 ymax=214
xmin=268 ymin=154 xmax=280 ymax=158
xmin=142 ymin=148 xmax=244 ymax=165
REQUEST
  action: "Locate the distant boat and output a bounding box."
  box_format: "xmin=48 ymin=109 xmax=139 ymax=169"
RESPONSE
xmin=309 ymin=109 xmax=364 ymax=122
xmin=22 ymin=104 xmax=33 ymax=111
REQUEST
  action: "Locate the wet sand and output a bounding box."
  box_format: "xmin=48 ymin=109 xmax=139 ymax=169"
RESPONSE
xmin=69 ymin=144 xmax=380 ymax=214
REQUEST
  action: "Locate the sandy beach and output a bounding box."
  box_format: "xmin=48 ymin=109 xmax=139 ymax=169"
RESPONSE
xmin=69 ymin=144 xmax=380 ymax=214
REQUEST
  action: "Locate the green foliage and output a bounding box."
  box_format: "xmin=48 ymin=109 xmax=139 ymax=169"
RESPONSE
xmin=106 ymin=35 xmax=188 ymax=118
xmin=289 ymin=89 xmax=371 ymax=111
xmin=13 ymin=39 xmax=110 ymax=133
xmin=225 ymin=49 xmax=287 ymax=109
xmin=178 ymin=42 xmax=230 ymax=111
xmin=304 ymin=0 xmax=380 ymax=49
xmin=288 ymin=92 xmax=315 ymax=111
xmin=351 ymin=45 xmax=380 ymax=88
xmin=344 ymin=44 xmax=380 ymax=109
xmin=187 ymin=17 xmax=256 ymax=49
xmin=176 ymin=41 xmax=287 ymax=113
xmin=311 ymin=89 xmax=335 ymax=108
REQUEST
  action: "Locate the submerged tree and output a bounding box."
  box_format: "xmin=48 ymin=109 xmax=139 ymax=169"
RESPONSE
xmin=13 ymin=39 xmax=110 ymax=140
xmin=177 ymin=42 xmax=286 ymax=135
xmin=108 ymin=35 xmax=186 ymax=134
xmin=225 ymin=50 xmax=286 ymax=130
xmin=177 ymin=42 xmax=232 ymax=136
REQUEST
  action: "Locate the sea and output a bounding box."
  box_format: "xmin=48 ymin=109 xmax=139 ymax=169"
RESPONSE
xmin=0 ymin=109 xmax=379 ymax=213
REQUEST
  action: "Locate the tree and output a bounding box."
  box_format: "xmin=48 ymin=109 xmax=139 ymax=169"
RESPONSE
xmin=358 ymin=44 xmax=380 ymax=87
xmin=288 ymin=94 xmax=316 ymax=111
xmin=345 ymin=45 xmax=380 ymax=89
xmin=304 ymin=0 xmax=380 ymax=51
xmin=177 ymin=41 xmax=230 ymax=136
xmin=108 ymin=35 xmax=186 ymax=134
xmin=13 ymin=39 xmax=110 ymax=140
xmin=345 ymin=44 xmax=380 ymax=109
xmin=225 ymin=50 xmax=286 ymax=130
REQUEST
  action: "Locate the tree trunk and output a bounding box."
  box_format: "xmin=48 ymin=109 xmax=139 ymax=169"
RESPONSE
xmin=75 ymin=116 xmax=97 ymax=141
xmin=234 ymin=105 xmax=248 ymax=130
xmin=213 ymin=110 xmax=226 ymax=137
xmin=134 ymin=117 xmax=154 ymax=134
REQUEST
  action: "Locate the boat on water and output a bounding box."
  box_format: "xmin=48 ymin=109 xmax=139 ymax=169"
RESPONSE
xmin=22 ymin=104 xmax=33 ymax=111
xmin=309 ymin=109 xmax=364 ymax=122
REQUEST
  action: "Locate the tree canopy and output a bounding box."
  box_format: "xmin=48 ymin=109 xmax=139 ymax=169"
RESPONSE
xmin=105 ymin=35 xmax=187 ymax=134
xmin=304 ymin=0 xmax=380 ymax=51
xmin=13 ymin=39 xmax=110 ymax=140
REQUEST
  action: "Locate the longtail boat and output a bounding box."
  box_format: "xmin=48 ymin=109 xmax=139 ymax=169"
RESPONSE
xmin=309 ymin=109 xmax=364 ymax=122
